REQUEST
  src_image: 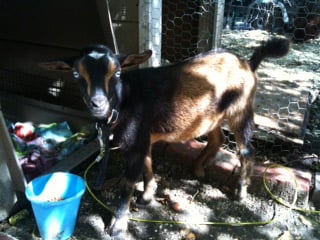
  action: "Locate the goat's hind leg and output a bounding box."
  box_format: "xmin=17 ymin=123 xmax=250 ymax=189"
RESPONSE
xmin=231 ymin=112 xmax=255 ymax=201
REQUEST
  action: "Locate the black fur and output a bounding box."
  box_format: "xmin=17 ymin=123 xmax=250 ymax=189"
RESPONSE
xmin=249 ymin=38 xmax=290 ymax=71
xmin=218 ymin=89 xmax=242 ymax=113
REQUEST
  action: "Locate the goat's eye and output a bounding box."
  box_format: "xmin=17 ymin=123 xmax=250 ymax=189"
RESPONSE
xmin=73 ymin=71 xmax=80 ymax=79
xmin=115 ymin=70 xmax=121 ymax=78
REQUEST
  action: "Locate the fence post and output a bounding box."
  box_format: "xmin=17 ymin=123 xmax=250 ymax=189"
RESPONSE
xmin=139 ymin=0 xmax=162 ymax=67
xmin=212 ymin=0 xmax=225 ymax=49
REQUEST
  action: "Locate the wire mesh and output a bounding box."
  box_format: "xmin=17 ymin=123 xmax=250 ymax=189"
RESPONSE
xmin=225 ymin=0 xmax=320 ymax=42
xmin=0 ymin=69 xmax=85 ymax=110
xmin=162 ymin=0 xmax=218 ymax=63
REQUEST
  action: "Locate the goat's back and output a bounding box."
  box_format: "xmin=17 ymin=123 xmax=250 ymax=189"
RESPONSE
xmin=121 ymin=51 xmax=257 ymax=143
xmin=178 ymin=51 xmax=256 ymax=98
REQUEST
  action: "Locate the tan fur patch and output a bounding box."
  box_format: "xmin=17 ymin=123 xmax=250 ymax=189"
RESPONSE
xmin=105 ymin=58 xmax=118 ymax=93
xmin=78 ymin=63 xmax=91 ymax=96
xmin=150 ymin=52 xmax=257 ymax=144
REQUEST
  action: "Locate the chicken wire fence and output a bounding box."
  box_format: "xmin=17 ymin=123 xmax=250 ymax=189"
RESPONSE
xmin=162 ymin=0 xmax=320 ymax=61
xmin=224 ymin=0 xmax=320 ymax=42
xmin=162 ymin=0 xmax=218 ymax=63
xmin=161 ymin=0 xmax=320 ymax=160
xmin=0 ymin=69 xmax=85 ymax=110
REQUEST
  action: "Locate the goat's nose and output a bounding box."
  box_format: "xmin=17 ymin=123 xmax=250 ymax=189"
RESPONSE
xmin=90 ymin=96 xmax=108 ymax=108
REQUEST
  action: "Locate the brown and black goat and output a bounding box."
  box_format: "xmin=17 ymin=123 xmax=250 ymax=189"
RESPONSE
xmin=40 ymin=38 xmax=290 ymax=236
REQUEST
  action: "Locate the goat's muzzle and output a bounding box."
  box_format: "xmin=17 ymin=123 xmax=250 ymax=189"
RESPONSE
xmin=88 ymin=95 xmax=110 ymax=120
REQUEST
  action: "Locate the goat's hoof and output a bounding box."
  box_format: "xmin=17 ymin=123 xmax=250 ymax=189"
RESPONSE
xmin=109 ymin=211 xmax=129 ymax=237
xmin=137 ymin=192 xmax=153 ymax=205
xmin=234 ymin=183 xmax=248 ymax=201
xmin=137 ymin=179 xmax=157 ymax=205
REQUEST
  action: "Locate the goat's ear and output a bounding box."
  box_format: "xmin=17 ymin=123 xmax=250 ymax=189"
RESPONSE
xmin=117 ymin=50 xmax=152 ymax=69
xmin=38 ymin=57 xmax=77 ymax=72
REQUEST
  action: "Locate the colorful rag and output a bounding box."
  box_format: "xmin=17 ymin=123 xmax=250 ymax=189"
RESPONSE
xmin=7 ymin=120 xmax=95 ymax=181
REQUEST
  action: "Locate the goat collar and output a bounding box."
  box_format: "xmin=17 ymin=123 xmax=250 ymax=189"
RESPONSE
xmin=107 ymin=108 xmax=119 ymax=125
xmin=94 ymin=107 xmax=119 ymax=188
xmin=94 ymin=121 xmax=111 ymax=189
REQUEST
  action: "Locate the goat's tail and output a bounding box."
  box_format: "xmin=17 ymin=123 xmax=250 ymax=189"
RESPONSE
xmin=249 ymin=38 xmax=290 ymax=72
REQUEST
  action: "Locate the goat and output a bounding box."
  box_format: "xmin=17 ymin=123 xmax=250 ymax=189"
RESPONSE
xmin=39 ymin=38 xmax=290 ymax=236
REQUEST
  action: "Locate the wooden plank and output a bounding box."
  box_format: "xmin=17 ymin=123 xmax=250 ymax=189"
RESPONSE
xmin=46 ymin=141 xmax=99 ymax=173
xmin=0 ymin=0 xmax=105 ymax=49
xmin=0 ymin=108 xmax=27 ymax=193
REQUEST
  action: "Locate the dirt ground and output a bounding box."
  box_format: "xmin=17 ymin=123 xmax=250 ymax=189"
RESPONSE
xmin=1 ymin=30 xmax=320 ymax=240
xmin=1 ymin=144 xmax=320 ymax=240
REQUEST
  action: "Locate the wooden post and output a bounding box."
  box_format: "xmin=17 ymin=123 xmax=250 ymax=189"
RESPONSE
xmin=0 ymin=108 xmax=26 ymax=193
xmin=212 ymin=0 xmax=225 ymax=49
xmin=139 ymin=0 xmax=162 ymax=67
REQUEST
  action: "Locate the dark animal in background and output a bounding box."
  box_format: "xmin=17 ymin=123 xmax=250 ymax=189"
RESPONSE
xmin=39 ymin=38 xmax=290 ymax=236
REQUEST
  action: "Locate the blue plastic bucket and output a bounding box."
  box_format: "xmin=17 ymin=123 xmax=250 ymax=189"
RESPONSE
xmin=25 ymin=172 xmax=85 ymax=240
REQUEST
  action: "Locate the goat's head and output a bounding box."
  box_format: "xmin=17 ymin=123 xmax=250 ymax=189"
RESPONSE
xmin=39 ymin=45 xmax=152 ymax=120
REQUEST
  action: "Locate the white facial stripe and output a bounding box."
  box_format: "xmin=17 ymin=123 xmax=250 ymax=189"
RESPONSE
xmin=88 ymin=51 xmax=106 ymax=60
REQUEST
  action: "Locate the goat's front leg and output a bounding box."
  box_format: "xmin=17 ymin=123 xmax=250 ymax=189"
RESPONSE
xmin=109 ymin=147 xmax=150 ymax=236
xmin=195 ymin=127 xmax=225 ymax=178
xmin=109 ymin=179 xmax=135 ymax=236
